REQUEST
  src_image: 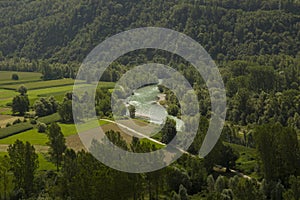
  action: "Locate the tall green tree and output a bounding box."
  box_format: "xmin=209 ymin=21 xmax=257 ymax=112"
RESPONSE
xmin=128 ymin=105 xmax=136 ymax=118
xmin=0 ymin=155 xmax=10 ymax=200
xmin=254 ymin=123 xmax=300 ymax=183
xmin=58 ymin=93 xmax=73 ymax=123
xmin=283 ymin=176 xmax=300 ymax=200
xmin=17 ymin=85 xmax=27 ymax=95
xmin=12 ymin=95 xmax=29 ymax=115
xmin=161 ymin=117 xmax=177 ymax=144
xmin=47 ymin=122 xmax=67 ymax=171
xmin=8 ymin=140 xmax=38 ymax=198
xmin=34 ymin=96 xmax=58 ymax=117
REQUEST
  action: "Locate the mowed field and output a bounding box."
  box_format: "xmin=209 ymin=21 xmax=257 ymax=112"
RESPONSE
xmin=0 ymin=120 xmax=109 ymax=146
xmin=0 ymin=79 xmax=83 ymax=106
xmin=0 ymin=71 xmax=115 ymax=107
xmin=0 ymin=71 xmax=42 ymax=85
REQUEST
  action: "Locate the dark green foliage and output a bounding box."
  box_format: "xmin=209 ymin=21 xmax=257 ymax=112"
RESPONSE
xmin=47 ymin=122 xmax=67 ymax=171
xmin=179 ymin=184 xmax=189 ymax=200
xmin=58 ymin=93 xmax=73 ymax=123
xmin=8 ymin=140 xmax=39 ymax=198
xmin=37 ymin=122 xmax=47 ymax=133
xmin=11 ymin=73 xmax=19 ymax=80
xmin=161 ymin=117 xmax=177 ymax=144
xmin=167 ymin=104 xmax=180 ymax=117
xmin=95 ymin=88 xmax=112 ymax=117
xmin=105 ymin=130 xmax=128 ymax=151
xmin=34 ymin=96 xmax=58 ymax=117
xmin=283 ymin=176 xmax=300 ymax=200
xmin=12 ymin=95 xmax=29 ymax=115
xmin=11 ymin=85 xmax=29 ymax=115
xmin=254 ymin=123 xmax=300 ymax=183
xmin=0 ymin=0 xmax=299 ymax=64
xmin=128 ymin=104 xmax=136 ymax=118
xmin=17 ymin=85 xmax=27 ymax=95
xmin=61 ymin=150 xmax=134 ymax=200
xmin=166 ymin=167 xmax=192 ymax=193
xmin=0 ymin=155 xmax=11 ymax=200
xmin=207 ymin=175 xmax=264 ymax=200
xmin=204 ymin=139 xmax=239 ymax=173
xmin=188 ymin=116 xmax=209 ymax=155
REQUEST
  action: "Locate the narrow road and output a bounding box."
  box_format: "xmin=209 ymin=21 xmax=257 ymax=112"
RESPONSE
xmin=101 ymin=119 xmax=252 ymax=180
xmin=101 ymin=119 xmax=190 ymax=155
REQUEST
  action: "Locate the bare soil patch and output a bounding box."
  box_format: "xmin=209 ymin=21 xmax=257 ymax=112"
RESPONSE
xmin=66 ymin=123 xmax=134 ymax=151
xmin=0 ymin=115 xmax=24 ymax=128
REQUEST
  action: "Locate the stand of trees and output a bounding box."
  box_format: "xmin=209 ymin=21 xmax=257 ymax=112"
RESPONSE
xmin=12 ymin=85 xmax=29 ymax=116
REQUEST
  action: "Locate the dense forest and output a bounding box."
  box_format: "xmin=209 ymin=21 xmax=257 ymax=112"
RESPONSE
xmin=0 ymin=0 xmax=300 ymax=199
xmin=0 ymin=0 xmax=299 ymax=62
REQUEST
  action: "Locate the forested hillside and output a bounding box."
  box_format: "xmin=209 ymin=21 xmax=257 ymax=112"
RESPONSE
xmin=0 ymin=0 xmax=299 ymax=63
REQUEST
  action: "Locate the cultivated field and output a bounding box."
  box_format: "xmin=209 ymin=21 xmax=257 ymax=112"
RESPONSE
xmin=0 ymin=71 xmax=116 ymax=169
xmin=0 ymin=71 xmax=42 ymax=85
xmin=0 ymin=79 xmax=76 ymax=90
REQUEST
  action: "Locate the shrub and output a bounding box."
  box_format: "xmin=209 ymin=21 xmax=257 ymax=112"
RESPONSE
xmin=30 ymin=119 xmax=37 ymax=125
xmin=37 ymin=123 xmax=47 ymax=133
xmin=13 ymin=118 xmax=22 ymax=125
xmin=12 ymin=73 xmax=19 ymax=80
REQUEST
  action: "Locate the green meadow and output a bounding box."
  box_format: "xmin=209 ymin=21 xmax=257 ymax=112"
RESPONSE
xmin=0 ymin=71 xmax=42 ymax=85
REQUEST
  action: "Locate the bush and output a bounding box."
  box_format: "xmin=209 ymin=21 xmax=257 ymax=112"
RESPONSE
xmin=30 ymin=119 xmax=37 ymax=125
xmin=12 ymin=73 xmax=19 ymax=80
xmin=24 ymin=113 xmax=35 ymax=118
xmin=13 ymin=118 xmax=22 ymax=125
xmin=37 ymin=123 xmax=47 ymax=133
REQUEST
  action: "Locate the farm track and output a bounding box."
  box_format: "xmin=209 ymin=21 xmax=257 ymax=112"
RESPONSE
xmin=0 ymin=144 xmax=49 ymax=153
xmin=100 ymin=119 xmax=252 ymax=180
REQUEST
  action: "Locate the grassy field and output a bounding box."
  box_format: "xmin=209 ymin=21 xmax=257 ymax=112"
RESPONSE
xmin=0 ymin=81 xmax=115 ymax=107
xmin=0 ymin=89 xmax=17 ymax=98
xmin=0 ymin=120 xmax=110 ymax=146
xmin=0 ymin=72 xmax=117 ymax=171
xmin=0 ymin=79 xmax=76 ymax=90
xmin=38 ymin=153 xmax=56 ymax=170
xmin=0 ymin=84 xmax=84 ymax=107
xmin=0 ymin=128 xmax=48 ymax=145
xmin=0 ymin=71 xmax=42 ymax=85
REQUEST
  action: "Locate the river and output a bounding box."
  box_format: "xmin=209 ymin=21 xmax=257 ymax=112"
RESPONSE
xmin=126 ymin=84 xmax=184 ymax=131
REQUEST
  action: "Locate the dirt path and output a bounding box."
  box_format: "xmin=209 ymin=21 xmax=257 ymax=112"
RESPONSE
xmin=101 ymin=119 xmax=253 ymax=180
xmin=0 ymin=144 xmax=49 ymax=153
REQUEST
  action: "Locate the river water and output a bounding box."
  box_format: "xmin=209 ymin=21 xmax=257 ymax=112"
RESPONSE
xmin=126 ymin=85 xmax=184 ymax=131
